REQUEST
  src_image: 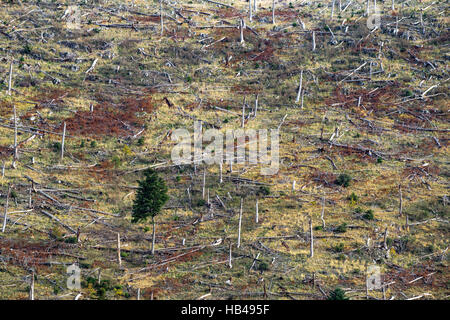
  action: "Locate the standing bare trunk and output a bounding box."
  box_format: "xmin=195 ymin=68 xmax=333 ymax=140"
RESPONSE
xmin=255 ymin=198 xmax=259 ymax=223
xmin=253 ymin=0 xmax=257 ymax=12
xmin=295 ymin=70 xmax=303 ymax=103
xmin=1 ymin=161 xmax=5 ymax=178
xmin=241 ymin=99 xmax=245 ymax=128
xmin=272 ymin=0 xmax=275 ymax=24
xmin=312 ymin=31 xmax=316 ymax=51
xmin=365 ymin=265 xmax=369 ymax=299
xmin=254 ymin=94 xmax=258 ymax=118
xmin=309 ymin=217 xmax=314 ymax=257
xmin=237 ymin=198 xmax=243 ymax=248
xmin=331 ymin=0 xmax=335 ymax=18
xmin=240 ymin=19 xmax=245 ymax=44
xmin=8 ymin=61 xmax=13 ymax=96
xmin=320 ymin=197 xmax=326 ymax=229
xmin=151 ymin=216 xmax=156 ymax=255
xmin=117 ymin=233 xmax=122 ymax=266
xmin=228 ymin=242 xmax=233 ymax=268
xmin=28 ymin=185 xmax=32 ymax=208
xmin=202 ymin=168 xmax=206 ymax=199
xmin=2 ymin=184 xmax=11 ymax=233
xmin=366 ymin=0 xmax=370 ymax=16
xmin=137 ymin=288 xmax=141 ymax=300
xmin=12 ymin=106 xmax=18 ymax=169
xmin=391 ymin=0 xmax=395 ymax=11
xmin=219 ymin=162 xmax=223 ymax=183
xmin=60 ymin=122 xmax=66 ymax=161
xmin=249 ymin=0 xmax=252 ymax=21
xmin=398 ymin=184 xmax=403 ymax=216
xmin=160 ymin=0 xmax=163 ymax=36
xmin=383 ymin=227 xmax=388 ymax=249
xmin=29 ymin=271 xmax=35 ymax=300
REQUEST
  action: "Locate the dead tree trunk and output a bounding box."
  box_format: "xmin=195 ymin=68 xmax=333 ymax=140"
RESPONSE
xmin=249 ymin=0 xmax=252 ymax=21
xmin=237 ymin=198 xmax=243 ymax=248
xmin=272 ymin=0 xmax=275 ymax=24
xmin=202 ymin=168 xmax=206 ymax=199
xmin=320 ymin=197 xmax=326 ymax=229
xmin=241 ymin=99 xmax=245 ymax=128
xmin=28 ymin=185 xmax=32 ymax=208
xmin=309 ymin=217 xmax=314 ymax=257
xmin=365 ymin=265 xmax=369 ymax=299
xmin=254 ymin=94 xmax=258 ymax=118
xmin=1 ymin=161 xmax=5 ymax=178
xmin=29 ymin=271 xmax=35 ymax=300
xmin=76 ymin=227 xmax=80 ymax=243
xmin=255 ymin=198 xmax=259 ymax=223
xmin=2 ymin=184 xmax=11 ymax=233
xmin=219 ymin=162 xmax=223 ymax=183
xmin=295 ymin=70 xmax=303 ymax=103
xmin=228 ymin=242 xmax=233 ymax=268
xmin=151 ymin=216 xmax=156 ymax=255
xmin=254 ymin=0 xmax=257 ymax=12
xmin=398 ymin=184 xmax=403 ymax=216
xmin=8 ymin=61 xmax=13 ymax=96
xmin=383 ymin=227 xmax=388 ymax=249
xmin=331 ymin=0 xmax=335 ymax=18
xmin=160 ymin=0 xmax=164 ymax=36
xmin=117 ymin=232 xmax=122 ymax=266
xmin=60 ymin=122 xmax=66 ymax=161
xmin=240 ymin=19 xmax=245 ymax=44
xmin=312 ymin=31 xmax=316 ymax=51
xmin=12 ymin=105 xmax=18 ymax=169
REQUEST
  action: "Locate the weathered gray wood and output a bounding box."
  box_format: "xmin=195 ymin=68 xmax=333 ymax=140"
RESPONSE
xmin=312 ymin=31 xmax=316 ymax=51
xmin=228 ymin=242 xmax=233 ymax=268
xmin=255 ymin=198 xmax=259 ymax=223
xmin=160 ymin=0 xmax=164 ymax=36
xmin=237 ymin=198 xmax=243 ymax=248
xmin=321 ymin=197 xmax=326 ymax=229
xmin=40 ymin=210 xmax=77 ymax=234
xmin=272 ymin=0 xmax=275 ymax=24
xmin=295 ymin=70 xmax=303 ymax=103
xmin=309 ymin=217 xmax=314 ymax=257
xmin=29 ymin=271 xmax=34 ymax=300
xmin=8 ymin=61 xmax=13 ymax=96
xmin=117 ymin=232 xmax=122 ymax=266
xmin=151 ymin=216 xmax=156 ymax=255
xmin=202 ymin=168 xmax=206 ymax=199
xmin=2 ymin=184 xmax=11 ymax=233
xmin=12 ymin=105 xmax=18 ymax=169
xmin=240 ymin=19 xmax=245 ymax=44
xmin=60 ymin=122 xmax=66 ymax=160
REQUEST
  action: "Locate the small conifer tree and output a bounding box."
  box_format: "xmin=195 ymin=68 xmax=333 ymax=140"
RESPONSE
xmin=132 ymin=169 xmax=168 ymax=255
